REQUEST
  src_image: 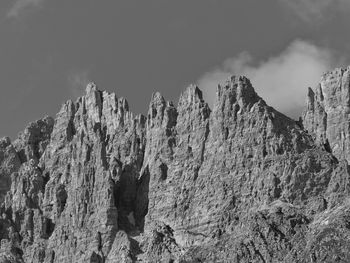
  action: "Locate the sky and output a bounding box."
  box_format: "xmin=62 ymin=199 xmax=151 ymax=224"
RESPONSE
xmin=1 ymin=0 xmax=350 ymax=138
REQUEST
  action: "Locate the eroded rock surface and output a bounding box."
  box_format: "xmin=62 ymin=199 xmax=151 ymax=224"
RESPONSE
xmin=303 ymin=67 xmax=350 ymax=163
xmin=0 ymin=72 xmax=350 ymax=262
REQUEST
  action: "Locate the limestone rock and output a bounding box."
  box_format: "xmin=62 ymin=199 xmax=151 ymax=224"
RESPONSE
xmin=0 ymin=72 xmax=350 ymax=262
xmin=0 ymin=137 xmax=20 ymax=204
xmin=13 ymin=117 xmax=54 ymax=164
xmin=303 ymin=67 xmax=350 ymax=162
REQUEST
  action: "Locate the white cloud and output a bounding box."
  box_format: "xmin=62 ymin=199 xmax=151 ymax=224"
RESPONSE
xmin=67 ymin=70 xmax=91 ymax=99
xmin=197 ymin=40 xmax=340 ymax=119
xmin=7 ymin=0 xmax=45 ymax=18
xmin=278 ymin=0 xmax=350 ymax=23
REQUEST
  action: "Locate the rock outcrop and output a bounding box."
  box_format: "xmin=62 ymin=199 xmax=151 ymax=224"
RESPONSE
xmin=0 ymin=72 xmax=350 ymax=262
xmin=303 ymin=67 xmax=350 ymax=162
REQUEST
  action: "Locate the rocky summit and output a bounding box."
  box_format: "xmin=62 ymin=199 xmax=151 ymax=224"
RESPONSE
xmin=1 ymin=69 xmax=350 ymax=262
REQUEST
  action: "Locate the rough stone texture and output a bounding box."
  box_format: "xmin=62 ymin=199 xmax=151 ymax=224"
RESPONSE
xmin=1 ymin=72 xmax=350 ymax=262
xmin=303 ymin=66 xmax=350 ymax=162
xmin=0 ymin=137 xmax=21 ymax=204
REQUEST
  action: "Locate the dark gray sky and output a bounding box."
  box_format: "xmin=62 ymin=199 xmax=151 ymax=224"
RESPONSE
xmin=1 ymin=0 xmax=350 ymax=138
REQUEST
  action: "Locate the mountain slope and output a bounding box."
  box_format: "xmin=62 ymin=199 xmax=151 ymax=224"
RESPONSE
xmin=0 ymin=72 xmax=350 ymax=262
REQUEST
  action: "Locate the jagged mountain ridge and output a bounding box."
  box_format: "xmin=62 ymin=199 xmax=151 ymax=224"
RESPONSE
xmin=0 ymin=70 xmax=350 ymax=262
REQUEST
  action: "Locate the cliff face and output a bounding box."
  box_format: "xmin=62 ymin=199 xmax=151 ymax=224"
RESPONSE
xmin=1 ymin=71 xmax=350 ymax=262
xmin=303 ymin=67 xmax=350 ymax=162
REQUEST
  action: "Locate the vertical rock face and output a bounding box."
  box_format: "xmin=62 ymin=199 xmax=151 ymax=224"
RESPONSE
xmin=142 ymin=76 xmax=342 ymax=262
xmin=13 ymin=117 xmax=54 ymax=164
xmin=303 ymin=67 xmax=350 ymax=162
xmin=39 ymin=83 xmax=145 ymax=262
xmin=0 ymin=137 xmax=21 ymax=203
xmin=1 ymin=72 xmax=350 ymax=262
xmin=0 ymin=83 xmax=146 ymax=262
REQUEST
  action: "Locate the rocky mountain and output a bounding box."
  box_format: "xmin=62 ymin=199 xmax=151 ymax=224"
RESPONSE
xmin=1 ymin=68 xmax=350 ymax=262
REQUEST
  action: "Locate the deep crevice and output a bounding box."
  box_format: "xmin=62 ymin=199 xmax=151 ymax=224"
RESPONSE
xmin=135 ymin=166 xmax=150 ymax=232
xmin=114 ymin=164 xmax=139 ymax=232
xmin=50 ymin=251 xmax=55 ymax=263
xmin=43 ymin=217 xmax=55 ymax=238
xmin=56 ymin=185 xmax=67 ymax=216
xmin=159 ymin=163 xmax=168 ymax=181
xmin=90 ymin=251 xmax=103 ymax=263
xmin=324 ymin=139 xmax=332 ymax=154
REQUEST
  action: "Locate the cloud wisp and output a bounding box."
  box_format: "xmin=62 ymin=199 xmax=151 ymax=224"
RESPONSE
xmin=197 ymin=40 xmax=340 ymax=119
xmin=67 ymin=69 xmax=92 ymax=99
xmin=7 ymin=0 xmax=45 ymax=18
xmin=278 ymin=0 xmax=350 ymax=24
